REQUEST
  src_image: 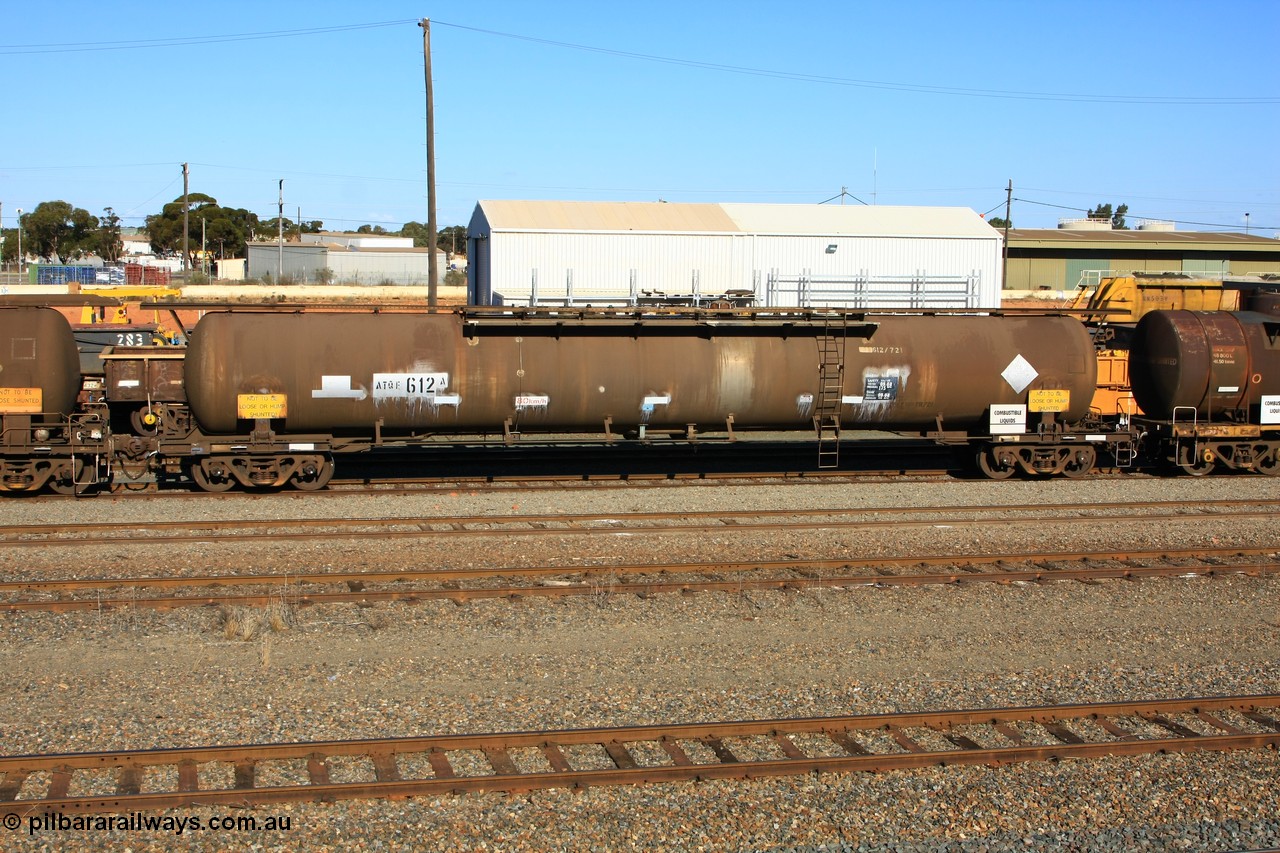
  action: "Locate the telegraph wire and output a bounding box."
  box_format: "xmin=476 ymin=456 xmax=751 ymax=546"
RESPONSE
xmin=0 ymin=20 xmax=416 ymax=55
xmin=1013 ymin=197 xmax=1274 ymax=232
xmin=430 ymin=20 xmax=1279 ymax=106
xmin=4 ymin=17 xmax=1273 ymax=105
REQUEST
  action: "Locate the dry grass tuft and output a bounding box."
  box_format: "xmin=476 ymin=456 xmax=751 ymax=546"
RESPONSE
xmin=217 ymin=592 xmax=298 ymax=641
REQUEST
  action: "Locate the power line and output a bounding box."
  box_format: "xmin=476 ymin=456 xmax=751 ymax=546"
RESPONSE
xmin=1018 ymin=186 xmax=1280 ymax=209
xmin=0 ymin=20 xmax=415 ymax=55
xmin=1013 ymin=197 xmax=1275 ymax=231
xmin=432 ymin=20 xmax=1279 ymax=106
xmin=6 ymin=16 xmax=1273 ymax=105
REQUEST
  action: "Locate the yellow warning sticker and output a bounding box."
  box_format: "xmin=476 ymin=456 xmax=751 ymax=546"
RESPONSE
xmin=237 ymin=393 xmax=287 ymax=419
xmin=0 ymin=387 xmax=42 ymax=414
xmin=1028 ymin=389 xmax=1070 ymax=412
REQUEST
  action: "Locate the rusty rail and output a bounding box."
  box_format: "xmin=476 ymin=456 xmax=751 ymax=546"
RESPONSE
xmin=2 ymin=498 xmax=1277 ymax=548
xmin=2 ymin=695 xmax=1277 ymax=815
xmin=3 ymin=545 xmax=1276 ymax=613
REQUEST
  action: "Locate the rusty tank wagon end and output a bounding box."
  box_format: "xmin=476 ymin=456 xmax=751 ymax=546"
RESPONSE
xmin=0 ymin=307 xmax=109 ymax=493
xmin=1128 ymin=310 xmax=1280 ymax=475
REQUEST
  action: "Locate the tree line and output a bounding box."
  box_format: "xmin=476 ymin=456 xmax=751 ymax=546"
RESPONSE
xmin=989 ymin=202 xmax=1129 ymax=231
xmin=1 ymin=195 xmax=466 ymax=269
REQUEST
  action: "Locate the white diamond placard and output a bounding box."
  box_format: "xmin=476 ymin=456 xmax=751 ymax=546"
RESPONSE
xmin=1001 ymin=354 xmax=1039 ymax=394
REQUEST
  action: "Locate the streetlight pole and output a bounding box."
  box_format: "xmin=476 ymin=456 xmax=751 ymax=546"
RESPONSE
xmin=15 ymin=208 xmax=22 ymax=277
xmin=277 ymin=179 xmax=284 ymax=283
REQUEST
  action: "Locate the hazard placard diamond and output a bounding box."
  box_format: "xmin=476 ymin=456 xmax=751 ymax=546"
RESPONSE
xmin=1001 ymin=354 xmax=1039 ymax=394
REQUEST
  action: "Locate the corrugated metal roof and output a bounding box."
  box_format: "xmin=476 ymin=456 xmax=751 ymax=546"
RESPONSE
xmin=1009 ymin=228 xmax=1279 ymax=248
xmin=475 ymin=200 xmax=996 ymax=239
xmin=476 ymin=200 xmax=738 ymax=233
xmin=721 ymin=203 xmax=995 ymax=238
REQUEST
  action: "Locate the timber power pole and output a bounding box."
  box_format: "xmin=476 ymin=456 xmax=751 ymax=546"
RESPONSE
xmin=420 ymin=18 xmax=438 ymax=306
xmin=1002 ymin=180 xmax=1012 ymax=292
xmin=182 ymin=163 xmax=190 ymax=274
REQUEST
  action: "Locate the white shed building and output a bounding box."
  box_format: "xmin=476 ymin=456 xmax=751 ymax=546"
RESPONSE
xmin=247 ymin=234 xmax=445 ymax=285
xmin=467 ymin=201 xmax=1003 ymax=308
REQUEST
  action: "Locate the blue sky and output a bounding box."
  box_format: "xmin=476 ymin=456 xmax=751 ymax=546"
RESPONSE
xmin=4 ymin=1 xmax=1277 ymax=236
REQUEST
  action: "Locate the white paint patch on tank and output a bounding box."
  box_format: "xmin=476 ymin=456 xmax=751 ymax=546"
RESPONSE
xmin=312 ymin=375 xmax=367 ymax=400
xmin=372 ymin=393 xmax=463 ymax=420
xmin=640 ymin=393 xmax=671 ymax=423
xmin=796 ymin=393 xmax=815 ymax=418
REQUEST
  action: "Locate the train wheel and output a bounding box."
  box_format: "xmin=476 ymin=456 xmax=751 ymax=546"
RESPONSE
xmin=46 ymin=459 xmax=84 ymax=496
xmin=291 ymin=455 xmax=334 ymax=491
xmin=189 ymin=458 xmax=236 ymax=492
xmin=976 ymin=447 xmax=1017 ymax=480
xmin=1176 ymin=444 xmax=1215 ymax=477
xmin=1061 ymin=446 xmax=1096 ymax=479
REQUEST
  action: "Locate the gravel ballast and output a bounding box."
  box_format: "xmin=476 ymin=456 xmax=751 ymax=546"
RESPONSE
xmin=1 ymin=475 xmax=1278 ymax=851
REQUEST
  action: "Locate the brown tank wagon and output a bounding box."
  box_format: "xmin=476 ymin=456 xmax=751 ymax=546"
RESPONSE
xmin=1130 ymin=310 xmax=1280 ymax=419
xmin=0 ymin=307 xmax=83 ymax=419
xmin=163 ymin=308 xmax=1108 ymax=487
xmin=0 ymin=307 xmax=109 ymax=492
xmin=184 ymin=311 xmax=1096 ymax=434
xmin=1128 ymin=310 xmax=1280 ymax=475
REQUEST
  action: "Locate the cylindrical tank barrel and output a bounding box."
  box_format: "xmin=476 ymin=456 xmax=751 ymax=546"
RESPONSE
xmin=185 ymin=311 xmax=1097 ymax=434
xmin=1129 ymin=310 xmax=1280 ymax=418
xmin=0 ymin=307 xmax=82 ymax=419
xmin=1241 ymin=288 xmax=1280 ymax=317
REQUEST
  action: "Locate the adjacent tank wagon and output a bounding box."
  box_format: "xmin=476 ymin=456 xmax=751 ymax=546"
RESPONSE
xmin=0 ymin=307 xmax=108 ymax=492
xmin=1129 ymin=310 xmax=1280 ymax=474
xmin=0 ymin=307 xmax=83 ymax=419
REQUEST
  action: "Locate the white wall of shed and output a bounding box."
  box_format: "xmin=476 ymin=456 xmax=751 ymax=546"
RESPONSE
xmin=247 ymin=243 xmax=327 ymax=282
xmin=753 ymin=234 xmax=1000 ymax=307
xmin=327 ymin=251 xmax=438 ymax=285
xmin=480 ymin=231 xmax=1000 ymax=307
xmin=487 ymin=232 xmax=745 ymax=303
xmin=247 ymin=244 xmax=443 ymax=285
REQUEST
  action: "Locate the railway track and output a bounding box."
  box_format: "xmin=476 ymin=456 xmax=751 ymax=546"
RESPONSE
xmin=4 ymin=544 xmax=1277 ymax=613
xmin=3 ymin=695 xmax=1276 ymax=815
xmin=3 ymin=497 xmax=1277 ymax=548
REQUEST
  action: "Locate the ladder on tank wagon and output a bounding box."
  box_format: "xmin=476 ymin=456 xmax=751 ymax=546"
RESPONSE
xmin=814 ymin=317 xmax=846 ymax=469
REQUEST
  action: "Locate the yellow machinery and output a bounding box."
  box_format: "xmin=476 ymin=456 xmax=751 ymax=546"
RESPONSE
xmin=76 ymin=285 xmax=183 ymax=340
xmin=1070 ymin=273 xmax=1241 ymax=419
xmin=1069 ymin=272 xmax=1240 ymax=323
